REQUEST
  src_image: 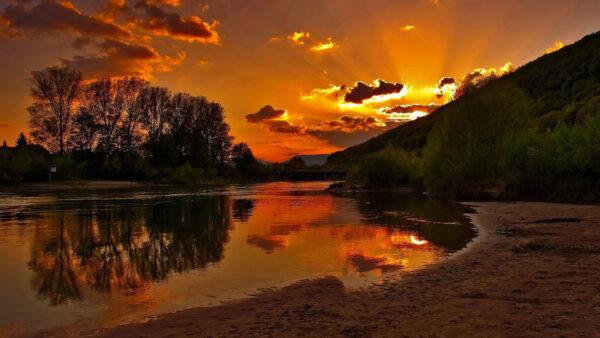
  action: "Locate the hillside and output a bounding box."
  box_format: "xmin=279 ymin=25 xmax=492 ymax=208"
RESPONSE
xmin=326 ymin=31 xmax=600 ymax=168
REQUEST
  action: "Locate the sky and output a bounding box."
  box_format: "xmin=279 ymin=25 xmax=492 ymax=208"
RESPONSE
xmin=0 ymin=0 xmax=600 ymax=162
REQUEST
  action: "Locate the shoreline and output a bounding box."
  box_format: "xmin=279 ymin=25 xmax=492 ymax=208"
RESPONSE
xmin=43 ymin=201 xmax=599 ymax=337
xmin=0 ymin=178 xmax=262 ymax=193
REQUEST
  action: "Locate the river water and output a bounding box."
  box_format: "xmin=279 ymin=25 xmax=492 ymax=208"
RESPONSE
xmin=0 ymin=181 xmax=475 ymax=334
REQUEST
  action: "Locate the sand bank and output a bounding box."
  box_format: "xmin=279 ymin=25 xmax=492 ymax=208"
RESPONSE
xmin=45 ymin=202 xmax=600 ymax=337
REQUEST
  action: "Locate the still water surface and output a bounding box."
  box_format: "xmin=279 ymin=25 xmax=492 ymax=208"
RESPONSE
xmin=0 ymin=181 xmax=474 ymax=334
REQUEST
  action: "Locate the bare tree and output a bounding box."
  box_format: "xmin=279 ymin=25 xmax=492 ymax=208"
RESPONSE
xmin=81 ymin=78 xmax=124 ymax=155
xmin=70 ymin=106 xmax=99 ymax=152
xmin=136 ymin=86 xmax=172 ymax=147
xmin=116 ymin=77 xmax=150 ymax=155
xmin=28 ymin=66 xmax=82 ymax=153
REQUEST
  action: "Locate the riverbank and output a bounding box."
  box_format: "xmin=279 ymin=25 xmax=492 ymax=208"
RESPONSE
xmin=49 ymin=201 xmax=597 ymax=337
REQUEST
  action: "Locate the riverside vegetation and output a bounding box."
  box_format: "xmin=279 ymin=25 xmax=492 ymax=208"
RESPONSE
xmin=0 ymin=68 xmax=269 ymax=184
xmin=332 ymin=31 xmax=600 ymax=200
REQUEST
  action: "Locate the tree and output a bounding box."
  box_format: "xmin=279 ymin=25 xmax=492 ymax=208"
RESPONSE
xmin=2 ymin=140 xmax=6 ymax=148
xmin=203 ymin=102 xmax=233 ymax=168
xmin=70 ymin=106 xmax=99 ymax=152
xmin=231 ymin=142 xmax=255 ymax=169
xmin=28 ymin=66 xmax=82 ymax=153
xmin=167 ymin=92 xmax=195 ymax=161
xmin=82 ymin=77 xmax=123 ymax=155
xmin=116 ymin=77 xmax=149 ymax=155
xmin=16 ymin=132 xmax=28 ymax=147
xmin=137 ymin=86 xmax=171 ymax=158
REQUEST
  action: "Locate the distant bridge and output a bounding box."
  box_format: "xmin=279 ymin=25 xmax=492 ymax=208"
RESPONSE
xmin=271 ymin=169 xmax=348 ymax=181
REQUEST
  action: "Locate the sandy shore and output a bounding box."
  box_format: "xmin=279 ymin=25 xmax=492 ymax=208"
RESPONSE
xmin=46 ymin=202 xmax=600 ymax=337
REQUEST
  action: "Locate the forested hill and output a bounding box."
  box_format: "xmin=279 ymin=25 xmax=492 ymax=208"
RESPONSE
xmin=326 ymin=30 xmax=600 ymax=168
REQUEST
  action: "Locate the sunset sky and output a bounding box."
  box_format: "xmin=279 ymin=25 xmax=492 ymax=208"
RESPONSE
xmin=1 ymin=0 xmax=600 ymax=162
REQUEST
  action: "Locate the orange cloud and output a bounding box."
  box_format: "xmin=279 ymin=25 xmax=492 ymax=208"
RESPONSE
xmin=287 ymin=31 xmax=310 ymax=45
xmin=1 ymin=0 xmax=134 ymax=39
xmin=433 ymin=77 xmax=457 ymax=98
xmin=545 ymin=41 xmax=564 ymax=54
xmin=133 ymin=0 xmax=220 ymax=44
xmin=450 ymin=61 xmax=513 ymax=100
xmin=310 ymin=38 xmax=337 ymax=51
xmin=60 ymin=39 xmax=185 ymax=79
xmin=246 ymin=105 xmax=287 ymax=123
xmin=147 ymin=0 xmax=181 ymax=6
xmin=197 ymin=59 xmax=212 ymax=67
xmin=95 ymin=0 xmax=129 ymax=22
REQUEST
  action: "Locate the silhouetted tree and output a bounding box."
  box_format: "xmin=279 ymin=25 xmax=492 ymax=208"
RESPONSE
xmin=204 ymin=102 xmax=233 ymax=168
xmin=28 ymin=66 xmax=82 ymax=153
xmin=116 ymin=77 xmax=149 ymax=155
xmin=70 ymin=106 xmax=98 ymax=151
xmin=137 ymin=86 xmax=171 ymax=159
xmin=231 ymin=142 xmax=255 ymax=169
xmin=2 ymin=140 xmax=6 ymax=148
xmin=81 ymin=78 xmax=124 ymax=155
xmin=16 ymin=132 xmax=28 ymax=147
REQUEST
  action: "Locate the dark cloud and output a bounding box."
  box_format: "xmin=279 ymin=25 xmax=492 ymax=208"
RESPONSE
xmin=344 ymin=80 xmax=404 ymax=104
xmin=133 ymin=0 xmax=220 ymax=44
xmin=71 ymin=36 xmax=92 ymax=49
xmin=437 ymin=77 xmax=456 ymax=87
xmin=96 ymin=0 xmax=133 ymax=22
xmin=319 ymin=115 xmax=382 ymax=131
xmin=263 ymin=119 xmax=304 ymax=134
xmin=246 ymin=105 xmax=400 ymax=148
xmin=434 ymin=77 xmax=457 ymax=98
xmin=246 ymin=105 xmax=286 ymax=123
xmin=1 ymin=0 xmax=133 ymax=39
xmin=307 ymin=121 xmax=402 ymax=148
xmin=382 ymin=104 xmax=439 ymax=114
xmin=60 ymin=38 xmax=161 ymax=78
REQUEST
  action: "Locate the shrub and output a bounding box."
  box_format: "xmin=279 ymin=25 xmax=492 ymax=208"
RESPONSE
xmin=348 ymin=146 xmax=413 ymax=186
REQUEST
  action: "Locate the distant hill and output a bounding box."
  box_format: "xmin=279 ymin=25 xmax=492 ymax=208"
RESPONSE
xmin=286 ymin=154 xmax=330 ymax=166
xmin=327 ymin=31 xmax=600 ymax=168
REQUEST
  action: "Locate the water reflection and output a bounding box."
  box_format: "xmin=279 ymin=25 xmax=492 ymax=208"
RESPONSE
xmin=26 ymin=196 xmax=231 ymax=305
xmin=232 ymin=199 xmax=255 ymax=223
xmin=0 ymin=182 xmax=474 ymax=333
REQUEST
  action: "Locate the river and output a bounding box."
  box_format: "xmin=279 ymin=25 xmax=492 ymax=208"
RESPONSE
xmin=0 ymin=181 xmax=475 ymax=335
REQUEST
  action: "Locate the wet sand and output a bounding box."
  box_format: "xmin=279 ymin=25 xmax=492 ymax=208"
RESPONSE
xmin=51 ymin=202 xmax=600 ymax=337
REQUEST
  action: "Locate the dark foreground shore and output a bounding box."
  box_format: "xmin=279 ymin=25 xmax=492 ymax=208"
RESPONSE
xmin=43 ymin=202 xmax=600 ymax=337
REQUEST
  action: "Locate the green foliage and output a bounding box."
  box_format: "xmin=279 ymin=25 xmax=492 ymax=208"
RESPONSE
xmin=165 ymin=164 xmax=205 ymax=184
xmin=328 ymin=31 xmax=600 ymax=170
xmin=14 ymin=67 xmax=254 ymax=184
xmin=421 ymin=82 xmax=531 ymax=187
xmin=327 ymin=31 xmax=600 ymax=199
xmin=348 ymin=146 xmax=413 ymax=186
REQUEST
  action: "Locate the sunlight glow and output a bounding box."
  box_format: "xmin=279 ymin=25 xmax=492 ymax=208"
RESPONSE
xmin=310 ymin=38 xmax=337 ymax=51
xmin=545 ymin=41 xmax=565 ymax=54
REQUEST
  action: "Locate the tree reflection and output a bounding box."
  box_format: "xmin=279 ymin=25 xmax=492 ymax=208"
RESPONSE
xmin=28 ymin=209 xmax=81 ymax=305
xmin=354 ymin=192 xmax=475 ymax=251
xmin=232 ymin=199 xmax=255 ymax=223
xmin=28 ymin=195 xmax=231 ymax=305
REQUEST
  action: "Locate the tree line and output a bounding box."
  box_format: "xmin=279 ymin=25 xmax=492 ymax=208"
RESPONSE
xmin=1 ymin=66 xmax=265 ymax=182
